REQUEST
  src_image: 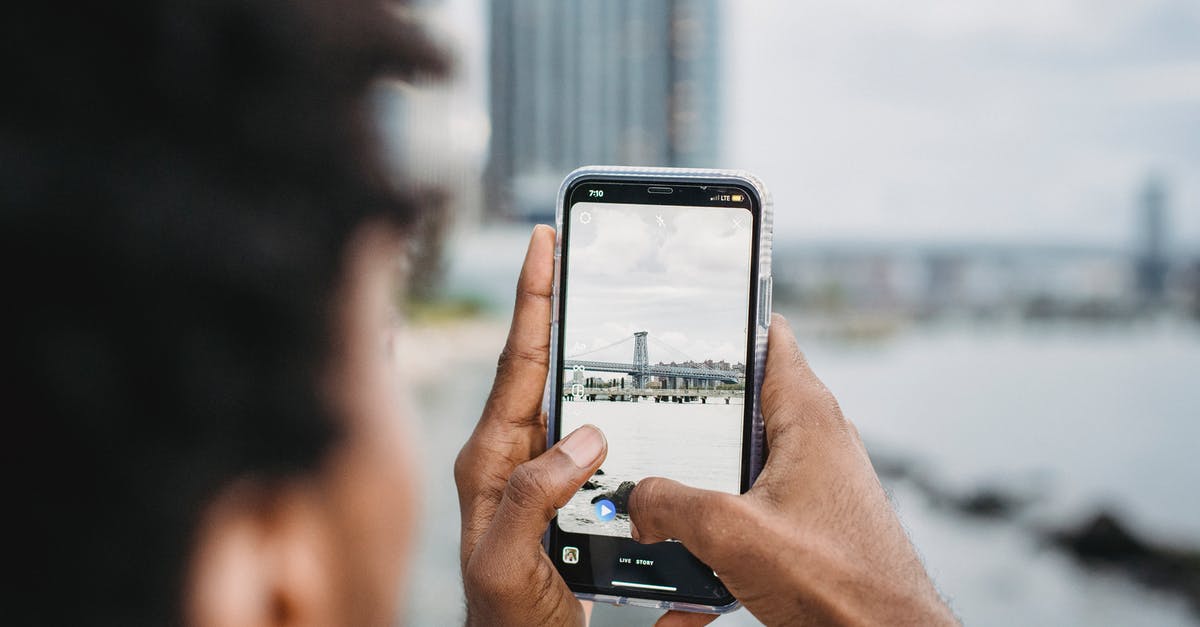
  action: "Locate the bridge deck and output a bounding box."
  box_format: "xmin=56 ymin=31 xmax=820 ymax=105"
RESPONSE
xmin=562 ymin=387 xmax=744 ymax=399
xmin=563 ymin=359 xmax=741 ymax=384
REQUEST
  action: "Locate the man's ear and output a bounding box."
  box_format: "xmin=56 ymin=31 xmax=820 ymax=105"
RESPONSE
xmin=186 ymin=480 xmax=341 ymax=627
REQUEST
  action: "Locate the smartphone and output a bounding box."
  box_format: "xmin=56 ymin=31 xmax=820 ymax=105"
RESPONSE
xmin=544 ymin=166 xmax=773 ymax=613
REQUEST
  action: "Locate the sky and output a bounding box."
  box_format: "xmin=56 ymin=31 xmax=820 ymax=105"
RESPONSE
xmin=722 ymin=0 xmax=1200 ymax=249
xmin=563 ymin=202 xmax=754 ymax=365
xmin=427 ymin=0 xmax=1200 ymax=250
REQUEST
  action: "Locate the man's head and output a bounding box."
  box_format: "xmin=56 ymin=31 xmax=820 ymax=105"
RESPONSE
xmin=4 ymin=1 xmax=445 ymax=624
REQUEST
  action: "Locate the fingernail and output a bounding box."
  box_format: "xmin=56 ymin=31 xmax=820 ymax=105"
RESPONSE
xmin=560 ymin=425 xmax=605 ymax=468
xmin=630 ymin=521 xmax=641 ymax=542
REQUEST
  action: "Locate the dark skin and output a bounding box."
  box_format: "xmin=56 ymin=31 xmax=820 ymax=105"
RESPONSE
xmin=456 ymin=225 xmax=958 ymax=626
xmin=627 ymin=313 xmax=959 ymax=626
xmin=454 ymin=225 xmax=601 ymax=625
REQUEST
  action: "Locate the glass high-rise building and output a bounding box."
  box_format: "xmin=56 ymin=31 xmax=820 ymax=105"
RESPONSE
xmin=487 ymin=0 xmax=721 ymax=221
xmin=1134 ymin=176 xmax=1170 ymax=306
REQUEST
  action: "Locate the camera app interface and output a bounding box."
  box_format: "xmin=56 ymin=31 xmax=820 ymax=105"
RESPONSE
xmin=559 ymin=199 xmax=753 ymax=539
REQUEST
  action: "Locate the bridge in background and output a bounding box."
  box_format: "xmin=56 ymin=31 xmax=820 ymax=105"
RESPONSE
xmin=563 ymin=386 xmax=743 ymax=404
xmin=563 ymin=331 xmax=742 ymax=387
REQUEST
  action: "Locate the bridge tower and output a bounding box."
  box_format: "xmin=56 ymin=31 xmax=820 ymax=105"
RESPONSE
xmin=633 ymin=331 xmax=649 ymax=388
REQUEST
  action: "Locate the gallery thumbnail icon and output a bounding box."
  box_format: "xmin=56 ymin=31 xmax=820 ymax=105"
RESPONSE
xmin=562 ymin=546 xmax=580 ymax=564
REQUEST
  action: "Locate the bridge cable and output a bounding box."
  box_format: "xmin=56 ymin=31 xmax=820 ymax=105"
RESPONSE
xmin=565 ymin=334 xmax=634 ymax=359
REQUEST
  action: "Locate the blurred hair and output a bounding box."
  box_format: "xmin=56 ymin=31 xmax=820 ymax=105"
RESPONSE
xmin=2 ymin=1 xmax=445 ymax=624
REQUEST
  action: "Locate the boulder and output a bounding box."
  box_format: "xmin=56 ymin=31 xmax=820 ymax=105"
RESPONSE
xmin=590 ymin=481 xmax=636 ymax=514
xmin=1046 ymin=509 xmax=1200 ymax=615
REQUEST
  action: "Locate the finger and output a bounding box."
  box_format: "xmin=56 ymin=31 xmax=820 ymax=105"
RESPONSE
xmin=627 ymin=477 xmax=750 ymax=565
xmin=759 ymin=313 xmax=839 ymax=452
xmin=456 ymin=226 xmax=556 ymax=568
xmin=486 ymin=424 xmax=607 ymax=544
xmin=482 ymin=224 xmax=557 ymax=434
xmin=655 ymin=610 xmax=718 ymax=627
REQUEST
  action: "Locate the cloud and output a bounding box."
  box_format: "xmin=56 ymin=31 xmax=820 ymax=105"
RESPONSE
xmin=563 ymin=202 xmax=754 ymax=363
xmin=723 ymin=0 xmax=1200 ymax=247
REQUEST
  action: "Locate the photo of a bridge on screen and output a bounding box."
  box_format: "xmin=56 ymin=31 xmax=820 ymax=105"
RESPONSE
xmin=557 ymin=201 xmax=753 ymax=539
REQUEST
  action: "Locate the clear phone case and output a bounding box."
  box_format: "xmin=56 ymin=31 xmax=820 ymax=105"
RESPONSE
xmin=542 ymin=165 xmax=774 ymax=614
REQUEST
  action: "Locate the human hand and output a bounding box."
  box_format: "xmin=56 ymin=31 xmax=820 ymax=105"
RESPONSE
xmin=628 ymin=314 xmax=958 ymax=627
xmin=453 ymin=225 xmax=605 ymax=626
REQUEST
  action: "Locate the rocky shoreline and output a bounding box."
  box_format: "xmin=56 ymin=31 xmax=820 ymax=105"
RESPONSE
xmin=869 ymin=445 xmax=1200 ymax=618
xmin=579 ymin=468 xmax=636 ymax=517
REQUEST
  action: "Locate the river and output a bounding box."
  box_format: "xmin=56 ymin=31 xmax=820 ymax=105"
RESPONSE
xmin=403 ymin=317 xmax=1200 ymax=626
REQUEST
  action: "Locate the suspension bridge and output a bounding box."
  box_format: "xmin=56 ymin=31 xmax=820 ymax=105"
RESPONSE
xmin=563 ymin=331 xmax=742 ymax=387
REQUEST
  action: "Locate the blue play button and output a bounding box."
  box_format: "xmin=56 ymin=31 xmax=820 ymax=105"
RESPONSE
xmin=594 ymin=499 xmax=616 ymax=522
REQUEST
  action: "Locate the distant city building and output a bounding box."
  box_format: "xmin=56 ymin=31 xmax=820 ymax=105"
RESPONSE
xmin=657 ymin=359 xmax=743 ymax=372
xmin=771 ymin=241 xmax=1140 ymax=321
xmin=487 ymin=0 xmax=722 ymax=222
xmin=1134 ymin=176 xmax=1170 ymax=306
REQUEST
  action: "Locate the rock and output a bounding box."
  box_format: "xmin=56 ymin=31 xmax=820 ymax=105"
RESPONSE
xmin=1046 ymin=509 xmax=1200 ymax=616
xmin=868 ymin=441 xmax=1031 ymax=520
xmin=581 ymin=480 xmax=600 ymax=491
xmin=1050 ymin=511 xmax=1147 ymax=561
xmin=594 ymin=468 xmax=605 ymax=476
xmin=953 ymin=487 xmax=1026 ymax=520
xmin=610 ymin=481 xmax=636 ymax=513
xmin=590 ymin=481 xmax=637 ymax=514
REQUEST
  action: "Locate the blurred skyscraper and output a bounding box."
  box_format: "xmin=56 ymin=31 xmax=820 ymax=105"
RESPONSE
xmin=487 ymin=0 xmax=721 ymax=221
xmin=1134 ymin=176 xmax=1169 ymax=307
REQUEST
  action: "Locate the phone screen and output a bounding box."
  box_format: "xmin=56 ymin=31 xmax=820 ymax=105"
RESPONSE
xmin=550 ymin=178 xmax=761 ymax=608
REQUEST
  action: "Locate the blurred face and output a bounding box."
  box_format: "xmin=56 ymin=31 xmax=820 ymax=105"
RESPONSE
xmin=187 ymin=224 xmax=420 ymax=626
xmin=319 ymin=224 xmax=421 ymax=623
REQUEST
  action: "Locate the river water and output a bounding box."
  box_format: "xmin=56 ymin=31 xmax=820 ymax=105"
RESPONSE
xmin=404 ymin=318 xmax=1200 ymax=626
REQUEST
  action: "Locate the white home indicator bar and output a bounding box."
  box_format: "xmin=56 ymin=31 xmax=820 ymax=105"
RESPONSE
xmin=611 ymin=580 xmax=677 ymax=592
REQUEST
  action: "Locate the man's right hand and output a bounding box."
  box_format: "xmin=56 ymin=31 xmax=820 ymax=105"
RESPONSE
xmin=628 ymin=314 xmax=959 ymax=627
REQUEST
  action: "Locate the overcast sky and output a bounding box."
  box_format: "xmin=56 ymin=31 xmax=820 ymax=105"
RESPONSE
xmin=563 ymin=202 xmax=753 ymax=365
xmin=721 ymin=0 xmax=1200 ymax=248
xmin=434 ymin=0 xmax=1199 ymax=249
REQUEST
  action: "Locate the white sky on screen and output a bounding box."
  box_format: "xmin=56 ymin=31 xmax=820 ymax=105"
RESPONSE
xmin=563 ymin=202 xmax=754 ymax=366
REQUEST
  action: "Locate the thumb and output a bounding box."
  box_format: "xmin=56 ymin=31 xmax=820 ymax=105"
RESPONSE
xmin=627 ymin=477 xmax=749 ymax=564
xmin=759 ymin=313 xmax=838 ymax=455
xmin=487 ymin=425 xmax=607 ymax=542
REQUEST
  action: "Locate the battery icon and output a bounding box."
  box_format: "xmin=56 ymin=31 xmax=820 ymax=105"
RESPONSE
xmin=730 ymin=194 xmax=744 ymax=202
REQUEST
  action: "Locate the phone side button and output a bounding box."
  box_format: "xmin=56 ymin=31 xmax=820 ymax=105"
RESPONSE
xmin=760 ymin=275 xmax=773 ymax=327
